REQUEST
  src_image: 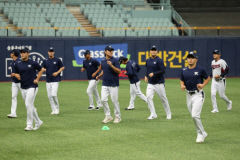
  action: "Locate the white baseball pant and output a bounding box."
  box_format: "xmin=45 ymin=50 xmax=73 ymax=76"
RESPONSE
xmin=186 ymin=91 xmax=206 ymax=136
xmin=87 ymin=80 xmax=102 ymax=108
xmin=101 ymin=86 xmax=121 ymax=118
xmin=21 ymin=88 xmax=41 ymax=128
xmin=211 ymin=79 xmax=231 ymax=111
xmin=46 ymin=82 xmax=60 ymax=113
xmin=128 ymin=81 xmax=148 ymax=109
xmin=146 ymin=83 xmax=171 ymax=117
xmin=10 ymin=82 xmax=22 ymax=116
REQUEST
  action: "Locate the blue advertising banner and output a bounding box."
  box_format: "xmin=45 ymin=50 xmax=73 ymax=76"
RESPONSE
xmin=73 ymin=43 xmax=128 ymax=66
xmin=0 ymin=37 xmax=240 ymax=82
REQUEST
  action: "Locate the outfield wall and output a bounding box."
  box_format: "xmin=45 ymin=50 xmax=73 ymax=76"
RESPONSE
xmin=0 ymin=37 xmax=240 ymax=81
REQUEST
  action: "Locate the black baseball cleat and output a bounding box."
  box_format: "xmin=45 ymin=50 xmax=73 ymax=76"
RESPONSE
xmin=95 ymin=107 xmax=100 ymax=110
xmin=88 ymin=107 xmax=95 ymax=110
xmin=125 ymin=107 xmax=135 ymax=110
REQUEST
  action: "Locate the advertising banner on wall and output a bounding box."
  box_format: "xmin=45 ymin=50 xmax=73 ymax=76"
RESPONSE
xmin=0 ymin=37 xmax=239 ymax=81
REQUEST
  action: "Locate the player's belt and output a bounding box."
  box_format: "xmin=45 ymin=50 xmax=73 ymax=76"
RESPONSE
xmin=187 ymin=90 xmax=199 ymax=95
xmin=215 ymin=78 xmax=224 ymax=82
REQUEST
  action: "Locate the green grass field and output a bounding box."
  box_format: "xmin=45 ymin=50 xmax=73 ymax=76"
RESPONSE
xmin=0 ymin=79 xmax=239 ymax=160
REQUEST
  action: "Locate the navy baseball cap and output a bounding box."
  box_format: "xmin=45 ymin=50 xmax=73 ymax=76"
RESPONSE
xmin=20 ymin=47 xmax=29 ymax=53
xmin=10 ymin=49 xmax=20 ymax=57
xmin=105 ymin=45 xmax=114 ymax=51
xmin=150 ymin=45 xmax=157 ymax=51
xmin=213 ymin=49 xmax=220 ymax=54
xmin=84 ymin=50 xmax=90 ymax=56
xmin=187 ymin=51 xmax=198 ymax=59
xmin=48 ymin=47 xmax=55 ymax=52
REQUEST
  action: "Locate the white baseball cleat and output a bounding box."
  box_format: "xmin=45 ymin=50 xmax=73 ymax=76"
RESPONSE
xmin=196 ymin=134 xmax=204 ymax=143
xmin=166 ymin=115 xmax=172 ymax=120
xmin=51 ymin=110 xmax=59 ymax=115
xmin=227 ymin=101 xmax=232 ymax=111
xmin=33 ymin=120 xmax=43 ymax=130
xmin=7 ymin=114 xmax=17 ymax=118
xmin=24 ymin=126 xmax=33 ymax=131
xmin=147 ymin=115 xmax=157 ymax=120
xmin=102 ymin=115 xmax=113 ymax=124
xmin=211 ymin=109 xmax=219 ymax=113
xmin=202 ymin=132 xmax=208 ymax=142
xmin=196 ymin=132 xmax=208 ymax=143
xmin=54 ymin=110 xmax=59 ymax=115
xmin=113 ymin=117 xmax=121 ymax=123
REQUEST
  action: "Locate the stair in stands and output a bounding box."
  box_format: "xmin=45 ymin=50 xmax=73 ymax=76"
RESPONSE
xmin=0 ymin=13 xmax=23 ymax=36
xmin=51 ymin=0 xmax=61 ymax=4
xmin=67 ymin=6 xmax=101 ymax=37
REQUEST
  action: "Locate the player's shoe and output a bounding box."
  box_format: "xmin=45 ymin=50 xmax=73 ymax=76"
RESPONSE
xmin=166 ymin=114 xmax=172 ymax=120
xmin=88 ymin=106 xmax=95 ymax=110
xmin=54 ymin=110 xmax=59 ymax=115
xmin=202 ymin=132 xmax=208 ymax=142
xmin=196 ymin=132 xmax=208 ymax=143
xmin=113 ymin=117 xmax=121 ymax=123
xmin=24 ymin=126 xmax=33 ymax=131
xmin=125 ymin=107 xmax=135 ymax=110
xmin=227 ymin=101 xmax=232 ymax=111
xmin=147 ymin=115 xmax=157 ymax=120
xmin=211 ymin=109 xmax=219 ymax=113
xmin=51 ymin=110 xmax=59 ymax=115
xmin=33 ymin=120 xmax=43 ymax=131
xmin=7 ymin=114 xmax=17 ymax=118
xmin=102 ymin=115 xmax=113 ymax=124
xmin=95 ymin=105 xmax=102 ymax=110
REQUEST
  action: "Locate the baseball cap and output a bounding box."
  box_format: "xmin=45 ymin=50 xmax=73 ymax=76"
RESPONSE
xmin=10 ymin=49 xmax=20 ymax=57
xmin=84 ymin=50 xmax=91 ymax=56
xmin=48 ymin=47 xmax=55 ymax=52
xmin=20 ymin=47 xmax=29 ymax=53
xmin=105 ymin=45 xmax=114 ymax=51
xmin=150 ymin=45 xmax=157 ymax=51
xmin=212 ymin=49 xmax=220 ymax=54
xmin=119 ymin=56 xmax=128 ymax=64
xmin=187 ymin=51 xmax=198 ymax=59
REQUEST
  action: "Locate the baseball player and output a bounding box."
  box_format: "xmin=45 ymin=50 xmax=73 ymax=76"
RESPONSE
xmin=42 ymin=47 xmax=65 ymax=115
xmin=145 ymin=45 xmax=172 ymax=120
xmin=96 ymin=46 xmax=121 ymax=124
xmin=119 ymin=56 xmax=148 ymax=110
xmin=211 ymin=50 xmax=232 ymax=113
xmin=180 ymin=52 xmax=210 ymax=143
xmin=7 ymin=49 xmax=22 ymax=118
xmin=81 ymin=50 xmax=102 ymax=110
xmin=12 ymin=47 xmax=44 ymax=131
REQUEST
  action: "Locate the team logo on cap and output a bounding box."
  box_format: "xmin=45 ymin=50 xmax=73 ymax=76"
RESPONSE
xmin=89 ymin=62 xmax=92 ymax=65
xmin=28 ymin=64 xmax=32 ymax=68
xmin=154 ymin=62 xmax=156 ymax=64
xmin=194 ymin=72 xmax=199 ymax=75
xmin=53 ymin=62 xmax=56 ymax=64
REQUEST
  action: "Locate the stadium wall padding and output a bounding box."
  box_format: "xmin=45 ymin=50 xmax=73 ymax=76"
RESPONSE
xmin=0 ymin=37 xmax=240 ymax=81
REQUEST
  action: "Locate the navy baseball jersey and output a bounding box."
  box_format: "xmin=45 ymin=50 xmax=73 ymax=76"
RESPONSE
xmin=42 ymin=57 xmax=64 ymax=82
xmin=83 ymin=58 xmax=100 ymax=80
xmin=126 ymin=60 xmax=139 ymax=84
xmin=145 ymin=57 xmax=165 ymax=84
xmin=101 ymin=57 xmax=120 ymax=87
xmin=180 ymin=66 xmax=209 ymax=91
xmin=13 ymin=59 xmax=42 ymax=89
xmin=10 ymin=58 xmax=21 ymax=83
